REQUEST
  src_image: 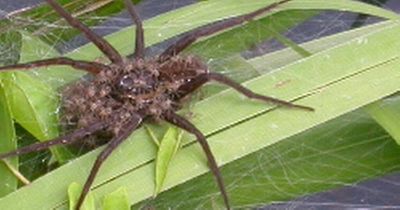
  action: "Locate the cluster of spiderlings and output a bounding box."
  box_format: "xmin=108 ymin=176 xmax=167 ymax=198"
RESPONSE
xmin=61 ymin=55 xmax=208 ymax=136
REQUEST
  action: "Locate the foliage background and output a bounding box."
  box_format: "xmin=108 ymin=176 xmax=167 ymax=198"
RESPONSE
xmin=0 ymin=0 xmax=399 ymax=209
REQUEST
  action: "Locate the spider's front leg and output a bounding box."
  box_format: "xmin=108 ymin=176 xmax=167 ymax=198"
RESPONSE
xmin=177 ymin=72 xmax=314 ymax=111
xmin=124 ymin=0 xmax=145 ymax=60
xmin=163 ymin=111 xmax=231 ymax=210
xmin=0 ymin=57 xmax=109 ymax=74
xmin=160 ymin=0 xmax=292 ymax=61
xmin=45 ymin=0 xmax=123 ymax=64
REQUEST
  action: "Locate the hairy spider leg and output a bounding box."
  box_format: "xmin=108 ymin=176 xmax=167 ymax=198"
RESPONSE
xmin=159 ymin=0 xmax=292 ymax=61
xmin=0 ymin=122 xmax=106 ymax=160
xmin=75 ymin=114 xmax=142 ymax=210
xmin=124 ymin=0 xmax=145 ymax=60
xmin=45 ymin=0 xmax=123 ymax=64
xmin=178 ymin=72 xmax=314 ymax=111
xmin=163 ymin=111 xmax=231 ymax=210
xmin=0 ymin=57 xmax=108 ymax=74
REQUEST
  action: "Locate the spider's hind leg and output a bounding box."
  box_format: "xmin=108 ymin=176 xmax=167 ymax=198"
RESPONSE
xmin=75 ymin=115 xmax=142 ymax=210
xmin=0 ymin=122 xmax=106 ymax=160
xmin=176 ymin=72 xmax=313 ymax=111
xmin=206 ymin=73 xmax=314 ymax=111
xmin=163 ymin=111 xmax=231 ymax=210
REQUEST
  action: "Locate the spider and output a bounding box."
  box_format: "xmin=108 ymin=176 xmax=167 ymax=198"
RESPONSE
xmin=0 ymin=0 xmax=313 ymax=209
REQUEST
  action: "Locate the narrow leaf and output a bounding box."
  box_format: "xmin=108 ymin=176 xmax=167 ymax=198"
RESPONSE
xmin=103 ymin=188 xmax=130 ymax=210
xmin=364 ymin=97 xmax=400 ymax=145
xmin=145 ymin=126 xmax=160 ymax=147
xmin=68 ymin=182 xmax=95 ymax=210
xmin=1 ymin=160 xmax=30 ymax=186
xmin=285 ymin=0 xmax=399 ymax=20
xmin=154 ymin=127 xmax=183 ymax=196
xmin=270 ymin=30 xmax=312 ymax=57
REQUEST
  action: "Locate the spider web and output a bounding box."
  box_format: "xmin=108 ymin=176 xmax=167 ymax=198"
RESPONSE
xmin=0 ymin=0 xmax=400 ymax=209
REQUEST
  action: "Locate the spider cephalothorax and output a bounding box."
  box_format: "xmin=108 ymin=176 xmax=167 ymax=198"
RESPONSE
xmin=0 ymin=0 xmax=311 ymax=209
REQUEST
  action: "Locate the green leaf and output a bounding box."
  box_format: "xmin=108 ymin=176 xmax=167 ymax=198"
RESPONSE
xmin=250 ymin=20 xmax=397 ymax=71
xmin=288 ymin=0 xmax=399 ymax=20
xmin=68 ymin=182 xmax=95 ymax=210
xmin=364 ymin=97 xmax=400 ymax=145
xmin=270 ymin=30 xmax=312 ymax=57
xmin=1 ymin=33 xmax=76 ymax=163
xmin=154 ymin=127 xmax=183 ymax=196
xmin=1 ymin=72 xmax=71 ymax=163
xmin=0 ymin=31 xmax=19 ymax=197
xmin=2 ymin=72 xmax=58 ymax=141
xmin=145 ymin=126 xmax=161 ymax=147
xmin=103 ymin=188 xmax=130 ymax=210
xmin=0 ymin=85 xmax=17 ymax=197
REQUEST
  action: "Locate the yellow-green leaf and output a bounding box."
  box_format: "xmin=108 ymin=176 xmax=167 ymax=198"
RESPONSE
xmin=68 ymin=182 xmax=95 ymax=210
xmin=154 ymin=127 xmax=183 ymax=195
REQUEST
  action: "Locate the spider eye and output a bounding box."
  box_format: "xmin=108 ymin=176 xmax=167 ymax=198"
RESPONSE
xmin=119 ymin=75 xmax=135 ymax=90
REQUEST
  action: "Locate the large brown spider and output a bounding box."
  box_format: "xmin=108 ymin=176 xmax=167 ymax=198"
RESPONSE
xmin=0 ymin=0 xmax=313 ymax=209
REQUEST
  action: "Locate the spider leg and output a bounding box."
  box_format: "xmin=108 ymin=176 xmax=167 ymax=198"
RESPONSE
xmin=0 ymin=122 xmax=106 ymax=160
xmin=0 ymin=57 xmax=109 ymax=74
xmin=159 ymin=0 xmax=292 ymax=61
xmin=124 ymin=0 xmax=145 ymax=60
xmin=45 ymin=0 xmax=123 ymax=64
xmin=75 ymin=115 xmax=142 ymax=210
xmin=163 ymin=111 xmax=231 ymax=210
xmin=178 ymin=72 xmax=314 ymax=111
